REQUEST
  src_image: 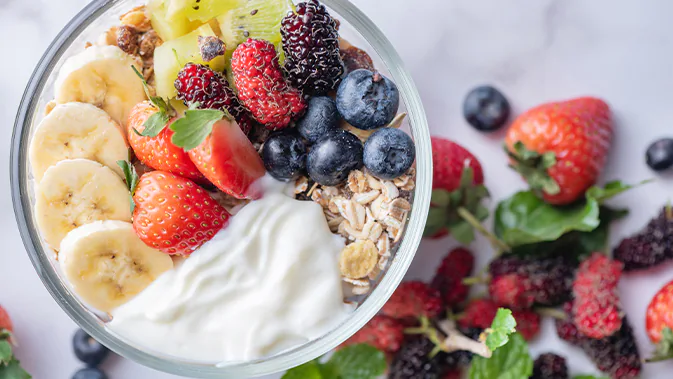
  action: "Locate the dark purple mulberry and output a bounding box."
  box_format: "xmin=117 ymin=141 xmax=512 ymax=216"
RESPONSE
xmin=614 ymin=207 xmax=673 ymax=271
xmin=580 ymin=318 xmax=642 ymax=379
xmin=389 ymin=337 xmax=441 ymax=379
xmin=532 ymin=353 xmax=569 ymax=379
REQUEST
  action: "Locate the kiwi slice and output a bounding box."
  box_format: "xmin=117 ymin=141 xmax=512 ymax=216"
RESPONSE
xmin=217 ymin=0 xmax=295 ymax=50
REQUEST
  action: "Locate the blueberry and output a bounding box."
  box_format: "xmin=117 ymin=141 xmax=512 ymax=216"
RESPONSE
xmin=307 ymin=129 xmax=364 ymax=186
xmin=73 ymin=329 xmax=110 ymax=367
xmin=463 ymin=85 xmax=510 ymax=132
xmin=262 ymin=131 xmax=307 ymax=181
xmin=72 ymin=367 xmax=108 ymax=379
xmin=364 ymin=128 xmax=415 ymax=180
xmin=646 ymin=138 xmax=673 ymax=171
xmin=296 ymin=96 xmax=340 ymax=143
xmin=336 ymin=69 xmax=399 ymax=130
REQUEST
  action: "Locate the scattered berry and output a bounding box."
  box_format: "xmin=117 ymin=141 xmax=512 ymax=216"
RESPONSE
xmin=555 ymin=302 xmax=582 ymax=345
xmin=572 ymin=253 xmax=624 ymax=339
xmin=489 ymin=255 xmax=574 ymax=307
xmin=133 ymin=171 xmax=230 ymax=255
xmin=295 ymin=96 xmax=340 ymax=144
xmin=306 ymin=129 xmax=364 ymax=186
xmin=382 ymin=281 xmax=443 ymax=321
xmin=431 ymin=248 xmax=474 ymax=309
xmin=646 ymin=138 xmax=673 ymax=171
xmin=231 ymin=38 xmax=306 ymax=129
xmin=463 ymin=85 xmax=510 ymax=132
xmin=614 ymin=207 xmax=673 ymax=271
xmin=441 ymin=370 xmax=462 ymax=379
xmin=262 ymin=131 xmax=307 ymax=181
xmin=340 ymin=315 xmax=405 ymax=354
xmin=336 ymin=69 xmax=399 ymax=130
xmin=580 ymin=318 xmax=641 ymax=379
xmin=0 ymin=305 xmax=13 ymax=334
xmin=512 ymin=309 xmax=541 ymax=341
xmin=532 ymin=353 xmax=568 ymax=379
xmin=505 ymin=97 xmax=613 ymax=205
xmin=73 ymin=329 xmax=110 ymax=367
xmin=458 ymin=299 xmax=499 ymax=330
xmin=363 ymin=128 xmax=416 ymax=180
xmin=175 ymin=63 xmax=252 ymax=134
xmin=72 ymin=367 xmax=108 ymax=379
xmin=340 ymin=43 xmax=375 ymax=74
xmin=389 ymin=336 xmax=442 ymax=379
xmin=281 ymin=0 xmax=344 ymax=95
xmin=646 ymin=279 xmax=673 ymax=343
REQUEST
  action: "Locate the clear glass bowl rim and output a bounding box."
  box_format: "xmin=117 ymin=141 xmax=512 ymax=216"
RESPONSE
xmin=10 ymin=0 xmax=432 ymax=377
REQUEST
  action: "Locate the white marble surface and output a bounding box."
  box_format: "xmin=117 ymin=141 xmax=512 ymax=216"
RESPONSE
xmin=2 ymin=0 xmax=673 ymax=378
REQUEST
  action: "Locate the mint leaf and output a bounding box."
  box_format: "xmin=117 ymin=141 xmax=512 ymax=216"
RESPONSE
xmin=282 ymin=360 xmax=322 ymax=379
xmin=116 ymin=160 xmax=139 ymax=213
xmin=0 ymin=358 xmax=30 ymax=379
xmin=469 ymin=333 xmax=533 ymax=379
xmin=330 ymin=344 xmax=386 ymax=379
xmin=0 ymin=340 xmax=11 ymax=365
xmin=485 ymin=309 xmax=516 ymax=352
xmin=170 ymin=109 xmax=224 ymax=151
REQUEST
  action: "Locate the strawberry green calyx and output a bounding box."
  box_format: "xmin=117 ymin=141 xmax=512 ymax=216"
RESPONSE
xmin=506 ymin=141 xmax=561 ymax=196
xmin=131 ymin=65 xmax=175 ymax=137
xmin=170 ymin=106 xmax=232 ymax=151
xmin=117 ymin=160 xmax=139 ymax=213
xmin=0 ymin=327 xmax=30 ymax=378
xmin=647 ymin=327 xmax=673 ymax=362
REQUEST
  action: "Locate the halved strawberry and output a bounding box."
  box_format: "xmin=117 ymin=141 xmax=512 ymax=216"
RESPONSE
xmin=171 ymin=107 xmax=266 ymax=199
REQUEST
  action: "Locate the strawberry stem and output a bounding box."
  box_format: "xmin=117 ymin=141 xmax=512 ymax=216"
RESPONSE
xmin=506 ymin=142 xmax=561 ymax=196
xmin=462 ymin=275 xmax=490 ymax=286
xmin=535 ymin=307 xmax=567 ymax=320
xmin=457 ymin=207 xmax=510 ymax=254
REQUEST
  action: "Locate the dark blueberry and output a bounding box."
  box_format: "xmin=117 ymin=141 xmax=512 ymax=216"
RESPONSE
xmin=296 ymin=96 xmax=340 ymax=143
xmin=336 ymin=69 xmax=399 ymax=130
xmin=307 ymin=129 xmax=364 ymax=186
xmin=363 ymin=128 xmax=415 ymax=180
xmin=463 ymin=85 xmax=510 ymax=132
xmin=262 ymin=131 xmax=307 ymax=181
xmin=646 ymin=138 xmax=673 ymax=171
xmin=73 ymin=329 xmax=110 ymax=367
xmin=72 ymin=368 xmax=108 ymax=379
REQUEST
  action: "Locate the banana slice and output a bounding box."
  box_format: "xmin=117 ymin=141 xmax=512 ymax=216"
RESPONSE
xmin=60 ymin=220 xmax=174 ymax=312
xmin=54 ymin=45 xmax=147 ymax=133
xmin=35 ymin=159 xmax=132 ymax=250
xmin=29 ymin=102 xmax=129 ymax=182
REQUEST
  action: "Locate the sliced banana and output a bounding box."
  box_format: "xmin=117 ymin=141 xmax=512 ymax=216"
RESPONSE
xmin=29 ymin=102 xmax=129 ymax=182
xmin=35 ymin=159 xmax=132 ymax=250
xmin=60 ymin=220 xmax=174 ymax=313
xmin=54 ymin=45 xmax=147 ymax=133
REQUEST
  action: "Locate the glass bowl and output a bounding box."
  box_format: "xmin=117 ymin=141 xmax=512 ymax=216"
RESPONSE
xmin=10 ymin=0 xmax=431 ymax=377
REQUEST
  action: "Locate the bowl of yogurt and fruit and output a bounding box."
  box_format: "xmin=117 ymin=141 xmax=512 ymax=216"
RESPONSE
xmin=11 ymin=0 xmax=431 ymax=376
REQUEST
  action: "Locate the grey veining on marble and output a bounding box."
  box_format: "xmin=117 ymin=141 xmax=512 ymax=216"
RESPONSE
xmin=2 ymin=0 xmax=673 ymax=378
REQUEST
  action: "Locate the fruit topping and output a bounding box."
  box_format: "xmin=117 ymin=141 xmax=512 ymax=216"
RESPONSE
xmin=72 ymin=329 xmax=110 ymax=367
xmin=262 ymin=131 xmax=307 ymax=181
xmin=132 ymin=171 xmax=230 ymax=254
xmin=295 ymin=96 xmax=340 ymax=143
xmin=231 ymin=38 xmax=306 ymax=129
xmin=531 ymin=353 xmax=568 ymax=379
xmin=614 ymin=206 xmax=673 ymax=271
xmin=381 ymin=281 xmax=443 ymax=321
xmin=646 ymin=138 xmax=673 ymax=171
xmin=175 ymin=62 xmax=253 ymax=134
xmin=340 ymin=315 xmax=405 ymax=354
xmin=197 ymin=35 xmax=226 ymax=62
xmin=336 ymin=69 xmax=400 ymax=130
xmin=340 ymin=39 xmax=375 ymax=74
xmin=363 ymin=128 xmax=416 ymax=180
xmin=463 ymin=85 xmax=510 ymax=132
xmin=217 ymin=0 xmax=293 ymax=53
xmin=147 ymin=0 xmax=201 ymax=41
xmin=281 ymin=0 xmax=344 ymax=95
xmin=170 ymin=108 xmax=266 ymax=198
xmin=306 ymin=129 xmax=364 ymax=186
xmin=430 ymin=247 xmax=474 ymax=309
xmin=505 ymin=97 xmax=613 ymax=205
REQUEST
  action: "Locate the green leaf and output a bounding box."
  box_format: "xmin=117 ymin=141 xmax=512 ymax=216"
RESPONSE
xmin=469 ymin=333 xmax=533 ymax=379
xmin=485 ymin=309 xmax=517 ymax=352
xmin=647 ymin=327 xmax=673 ymax=362
xmin=117 ymin=160 xmax=139 ymax=214
xmin=576 ymin=207 xmax=629 ymax=255
xmin=573 ymin=376 xmax=609 ymax=379
xmin=170 ymin=109 xmax=224 ymax=151
xmin=585 ymin=180 xmax=649 ymax=203
xmin=0 ymin=341 xmax=11 ymax=365
xmin=282 ymin=360 xmax=323 ymax=379
xmin=141 ymin=111 xmax=171 ymax=138
xmin=329 ymin=344 xmax=386 ymax=379
xmin=0 ymin=358 xmax=31 ymax=379
xmin=448 ymin=221 xmax=475 ymax=245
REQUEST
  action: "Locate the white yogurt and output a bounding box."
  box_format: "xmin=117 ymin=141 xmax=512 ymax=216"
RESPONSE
xmin=108 ymin=191 xmax=349 ymax=362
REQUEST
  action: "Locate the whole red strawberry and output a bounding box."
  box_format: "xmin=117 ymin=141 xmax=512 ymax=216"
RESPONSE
xmin=573 ymin=253 xmax=624 ymax=339
xmin=505 ymin=97 xmax=613 ymax=205
xmin=431 ymin=248 xmax=474 ymax=308
xmin=646 ymin=280 xmax=673 ymax=343
xmin=341 ymin=315 xmax=405 ymax=354
xmin=512 ymin=309 xmax=541 ymax=341
xmin=425 ymin=137 xmax=488 ymax=241
xmin=231 ymin=39 xmax=306 ymax=129
xmin=0 ymin=305 xmax=13 ymax=334
xmin=458 ymin=299 xmax=499 ymax=330
xmin=133 ymin=171 xmax=230 ymax=255
xmin=128 ymin=102 xmax=204 ymax=181
xmin=381 ymin=281 xmax=443 ymax=321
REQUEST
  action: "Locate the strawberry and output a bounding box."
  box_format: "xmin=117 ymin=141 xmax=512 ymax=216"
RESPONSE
xmin=381 ymin=281 xmax=443 ymax=321
xmin=340 ymin=315 xmax=405 ymax=354
xmin=505 ymin=97 xmax=613 ymax=205
xmin=132 ymin=170 xmax=230 ymax=255
xmin=646 ymin=280 xmax=673 ymax=344
xmin=0 ymin=305 xmax=13 ymax=334
xmin=127 ymin=102 xmax=204 ymax=181
xmin=170 ymin=107 xmax=266 ymax=199
xmin=424 ymin=137 xmax=488 ymax=243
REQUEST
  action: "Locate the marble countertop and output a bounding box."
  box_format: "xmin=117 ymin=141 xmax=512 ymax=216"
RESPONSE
xmin=2 ymin=0 xmax=673 ymax=378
